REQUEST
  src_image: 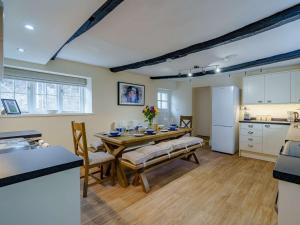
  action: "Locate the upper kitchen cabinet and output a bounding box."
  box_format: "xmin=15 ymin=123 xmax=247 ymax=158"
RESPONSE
xmin=243 ymin=71 xmax=293 ymax=105
xmin=265 ymin=72 xmax=291 ymax=104
xmin=243 ymin=75 xmax=265 ymax=104
xmin=291 ymin=71 xmax=300 ymax=103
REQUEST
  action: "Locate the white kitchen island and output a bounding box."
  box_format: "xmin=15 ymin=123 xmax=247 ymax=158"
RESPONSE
xmin=0 ymin=146 xmax=83 ymax=225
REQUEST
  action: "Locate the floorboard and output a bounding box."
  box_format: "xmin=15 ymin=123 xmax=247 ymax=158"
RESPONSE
xmin=81 ymin=148 xmax=278 ymax=225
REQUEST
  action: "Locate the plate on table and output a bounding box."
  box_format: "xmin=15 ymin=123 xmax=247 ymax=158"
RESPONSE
xmin=134 ymin=133 xmax=145 ymax=137
xmin=160 ymin=129 xmax=169 ymax=132
xmin=144 ymin=131 xmax=157 ymax=135
xmin=108 ymin=133 xmax=121 ymax=137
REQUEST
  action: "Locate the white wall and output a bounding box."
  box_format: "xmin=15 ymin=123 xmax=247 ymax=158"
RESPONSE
xmin=0 ymin=58 xmax=155 ymax=150
xmin=171 ymin=81 xmax=193 ymax=122
xmin=192 ymin=87 xmax=211 ymax=136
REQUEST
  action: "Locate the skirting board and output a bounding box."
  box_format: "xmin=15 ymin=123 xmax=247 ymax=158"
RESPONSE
xmin=240 ymin=149 xmax=278 ymax=162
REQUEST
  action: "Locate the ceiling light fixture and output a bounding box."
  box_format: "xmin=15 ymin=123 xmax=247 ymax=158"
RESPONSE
xmin=17 ymin=48 xmax=24 ymax=53
xmin=25 ymin=24 xmax=34 ymax=30
xmin=188 ymin=70 xmax=193 ymax=77
xmin=215 ymin=66 xmax=221 ymax=73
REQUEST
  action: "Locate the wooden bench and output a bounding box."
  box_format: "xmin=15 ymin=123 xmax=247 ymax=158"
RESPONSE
xmin=119 ymin=137 xmax=203 ymax=193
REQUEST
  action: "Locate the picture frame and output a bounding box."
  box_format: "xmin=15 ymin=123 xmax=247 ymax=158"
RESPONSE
xmin=1 ymin=99 xmax=21 ymax=115
xmin=118 ymin=82 xmax=145 ymax=106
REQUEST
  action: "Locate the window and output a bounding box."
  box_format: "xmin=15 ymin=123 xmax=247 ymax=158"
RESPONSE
xmin=0 ymin=78 xmax=87 ymax=114
xmin=157 ymin=91 xmax=169 ymax=109
xmin=156 ymin=89 xmax=171 ymax=125
xmin=0 ymin=79 xmax=29 ymax=112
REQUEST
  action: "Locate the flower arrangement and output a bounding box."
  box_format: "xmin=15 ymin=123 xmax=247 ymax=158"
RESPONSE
xmin=142 ymin=105 xmax=159 ymax=128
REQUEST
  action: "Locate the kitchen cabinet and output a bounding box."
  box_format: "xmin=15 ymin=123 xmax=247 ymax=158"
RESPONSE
xmin=239 ymin=123 xmax=263 ymax=153
xmin=243 ymin=75 xmax=265 ymax=104
xmin=262 ymin=124 xmax=289 ymax=155
xmin=239 ymin=123 xmax=289 ymax=161
xmin=291 ymin=71 xmax=300 ymax=103
xmin=265 ymin=72 xmax=291 ymax=104
xmin=242 ymin=71 xmax=294 ymax=105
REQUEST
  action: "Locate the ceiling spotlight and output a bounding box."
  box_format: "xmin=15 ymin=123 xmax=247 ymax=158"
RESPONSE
xmin=188 ymin=72 xmax=193 ymax=77
xmin=215 ymin=66 xmax=221 ymax=73
xmin=25 ymin=24 xmax=34 ymax=30
xmin=17 ymin=48 xmax=24 ymax=53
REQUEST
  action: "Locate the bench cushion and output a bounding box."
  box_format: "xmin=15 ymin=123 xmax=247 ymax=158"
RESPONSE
xmin=122 ymin=144 xmax=172 ymax=165
xmin=122 ymin=136 xmax=203 ymax=165
xmin=169 ymin=136 xmax=203 ymax=151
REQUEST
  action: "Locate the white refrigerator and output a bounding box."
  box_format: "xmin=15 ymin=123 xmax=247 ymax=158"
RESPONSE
xmin=211 ymin=86 xmax=240 ymax=154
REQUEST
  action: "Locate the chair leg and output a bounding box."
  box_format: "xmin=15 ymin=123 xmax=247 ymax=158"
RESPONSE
xmin=139 ymin=172 xmax=150 ymax=193
xmin=111 ymin=161 xmax=116 ymax=186
xmin=83 ymin=166 xmax=89 ymax=198
xmin=192 ymin=153 xmax=199 ymax=164
xmin=100 ymin=165 xmax=104 ymax=180
xmin=105 ymin=164 xmax=111 ymax=177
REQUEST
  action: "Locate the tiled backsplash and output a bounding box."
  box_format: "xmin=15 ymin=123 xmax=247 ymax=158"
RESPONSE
xmin=241 ymin=104 xmax=300 ymax=119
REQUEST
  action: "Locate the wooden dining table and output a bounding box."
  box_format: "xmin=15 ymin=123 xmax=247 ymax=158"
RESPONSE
xmin=95 ymin=128 xmax=192 ymax=187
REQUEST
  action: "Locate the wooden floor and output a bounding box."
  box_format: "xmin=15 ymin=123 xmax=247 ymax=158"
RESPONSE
xmin=81 ymin=148 xmax=278 ymax=225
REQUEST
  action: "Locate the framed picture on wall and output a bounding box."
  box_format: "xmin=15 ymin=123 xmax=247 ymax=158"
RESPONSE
xmin=1 ymin=99 xmax=21 ymax=115
xmin=118 ymin=82 xmax=145 ymax=106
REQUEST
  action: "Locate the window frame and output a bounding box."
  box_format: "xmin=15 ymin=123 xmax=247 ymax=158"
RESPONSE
xmin=0 ymin=78 xmax=87 ymax=114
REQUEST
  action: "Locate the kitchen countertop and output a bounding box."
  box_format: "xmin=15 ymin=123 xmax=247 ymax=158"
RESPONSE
xmin=0 ymin=130 xmax=42 ymax=140
xmin=273 ymin=153 xmax=300 ymax=185
xmin=239 ymin=120 xmax=291 ymax=125
xmin=0 ymin=146 xmax=83 ymax=187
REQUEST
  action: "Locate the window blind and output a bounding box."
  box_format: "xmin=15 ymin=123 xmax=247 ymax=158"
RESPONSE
xmin=4 ymin=67 xmax=87 ymax=86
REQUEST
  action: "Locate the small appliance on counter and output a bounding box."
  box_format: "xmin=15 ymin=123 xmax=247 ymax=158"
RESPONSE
xmin=287 ymin=111 xmax=299 ymax=122
xmin=243 ymin=109 xmax=251 ymax=120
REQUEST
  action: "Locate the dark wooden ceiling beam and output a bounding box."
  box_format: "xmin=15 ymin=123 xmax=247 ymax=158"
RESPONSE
xmin=110 ymin=3 xmax=300 ymax=72
xmin=51 ymin=0 xmax=124 ymax=60
xmin=150 ymin=49 xmax=300 ymax=79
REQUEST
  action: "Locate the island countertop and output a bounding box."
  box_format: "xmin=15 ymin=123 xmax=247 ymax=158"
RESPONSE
xmin=0 ymin=146 xmax=83 ymax=187
xmin=285 ymin=123 xmax=300 ymax=142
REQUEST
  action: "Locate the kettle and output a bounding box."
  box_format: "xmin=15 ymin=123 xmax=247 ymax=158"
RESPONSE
xmin=287 ymin=111 xmax=299 ymax=122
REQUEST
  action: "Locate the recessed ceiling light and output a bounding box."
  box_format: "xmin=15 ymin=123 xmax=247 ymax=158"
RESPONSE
xmin=25 ymin=24 xmax=34 ymax=30
xmin=17 ymin=48 xmax=24 ymax=53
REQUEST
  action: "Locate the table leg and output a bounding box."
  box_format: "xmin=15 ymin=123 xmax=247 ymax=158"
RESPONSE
xmin=102 ymin=142 xmax=128 ymax=187
xmin=116 ymin=161 xmax=128 ymax=187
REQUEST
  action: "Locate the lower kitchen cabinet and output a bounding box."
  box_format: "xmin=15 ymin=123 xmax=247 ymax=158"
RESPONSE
xmin=262 ymin=124 xmax=289 ymax=155
xmin=239 ymin=123 xmax=289 ymax=162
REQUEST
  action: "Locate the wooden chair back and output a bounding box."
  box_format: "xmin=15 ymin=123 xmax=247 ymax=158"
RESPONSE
xmin=71 ymin=121 xmax=89 ymax=164
xmin=180 ymin=116 xmax=193 ymax=128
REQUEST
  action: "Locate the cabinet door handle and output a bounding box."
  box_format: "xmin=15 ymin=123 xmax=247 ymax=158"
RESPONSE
xmin=248 ymin=144 xmax=253 ymax=148
xmin=257 ymin=100 xmax=263 ymax=103
xmin=248 ymin=138 xmax=253 ymax=141
xmin=248 ymin=131 xmax=253 ymax=134
xmin=267 ymin=100 xmax=272 ymax=103
xmin=248 ymin=125 xmax=253 ymax=128
xmin=265 ymin=125 xmax=270 ymax=128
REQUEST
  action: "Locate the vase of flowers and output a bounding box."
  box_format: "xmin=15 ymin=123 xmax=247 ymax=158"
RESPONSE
xmin=142 ymin=105 xmax=159 ymax=128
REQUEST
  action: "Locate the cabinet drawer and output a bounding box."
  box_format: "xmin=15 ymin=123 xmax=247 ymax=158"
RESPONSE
xmin=240 ymin=128 xmax=262 ymax=137
xmin=262 ymin=124 xmax=289 ymax=129
xmin=240 ymin=135 xmax=262 ymax=144
xmin=240 ymin=140 xmax=262 ymax=152
xmin=240 ymin=123 xmax=263 ymax=130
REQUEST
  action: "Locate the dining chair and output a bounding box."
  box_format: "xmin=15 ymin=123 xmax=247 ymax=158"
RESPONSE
xmin=180 ymin=115 xmax=193 ymax=136
xmin=71 ymin=121 xmax=115 ymax=197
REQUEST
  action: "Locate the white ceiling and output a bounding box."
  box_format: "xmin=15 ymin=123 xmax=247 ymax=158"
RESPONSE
xmin=4 ymin=0 xmax=300 ymax=77
xmin=4 ymin=0 xmax=105 ymax=64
